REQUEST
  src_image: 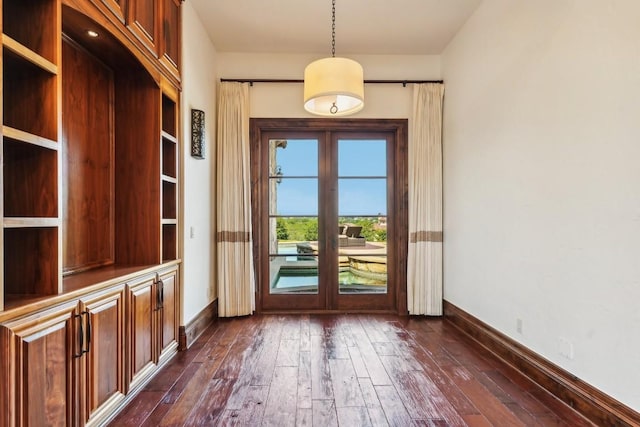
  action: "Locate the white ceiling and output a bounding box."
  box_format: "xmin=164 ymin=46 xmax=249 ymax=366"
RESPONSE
xmin=189 ymin=0 xmax=483 ymax=55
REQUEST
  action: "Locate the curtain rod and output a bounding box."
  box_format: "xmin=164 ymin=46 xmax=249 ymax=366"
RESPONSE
xmin=220 ymin=78 xmax=443 ymax=87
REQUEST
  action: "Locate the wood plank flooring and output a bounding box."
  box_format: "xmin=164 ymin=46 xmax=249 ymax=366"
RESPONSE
xmin=109 ymin=314 xmax=594 ymax=426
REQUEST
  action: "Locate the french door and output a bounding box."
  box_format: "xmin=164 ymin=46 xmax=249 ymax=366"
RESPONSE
xmin=251 ymin=119 xmax=408 ymax=313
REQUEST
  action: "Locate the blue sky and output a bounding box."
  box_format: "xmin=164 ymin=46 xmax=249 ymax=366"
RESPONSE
xmin=272 ymin=139 xmax=387 ymax=216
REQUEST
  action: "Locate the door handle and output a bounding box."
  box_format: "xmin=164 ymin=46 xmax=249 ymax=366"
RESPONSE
xmin=82 ymin=311 xmax=91 ymax=355
xmin=73 ymin=313 xmax=84 ymax=359
xmin=156 ymin=278 xmax=164 ymax=310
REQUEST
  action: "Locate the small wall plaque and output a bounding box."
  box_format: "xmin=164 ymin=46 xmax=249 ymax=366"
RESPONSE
xmin=191 ymin=109 xmax=205 ymax=159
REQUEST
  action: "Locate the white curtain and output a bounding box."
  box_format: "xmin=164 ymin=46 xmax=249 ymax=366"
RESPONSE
xmin=216 ymin=82 xmax=255 ymax=317
xmin=407 ymin=83 xmax=445 ymax=316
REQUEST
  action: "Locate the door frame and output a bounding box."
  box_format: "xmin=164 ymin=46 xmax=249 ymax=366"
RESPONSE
xmin=250 ymin=118 xmax=408 ymax=314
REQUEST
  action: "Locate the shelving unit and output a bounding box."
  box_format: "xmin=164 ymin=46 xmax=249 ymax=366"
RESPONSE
xmin=161 ymin=92 xmax=178 ymax=263
xmin=2 ymin=0 xmax=61 ymax=310
xmin=1 ymin=1 xmax=183 ymax=424
xmin=2 ymin=0 xmax=183 ymax=311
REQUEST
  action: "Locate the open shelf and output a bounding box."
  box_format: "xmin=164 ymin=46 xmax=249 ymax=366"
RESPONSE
xmin=3 ymin=125 xmax=58 ymax=150
xmin=162 ymin=94 xmax=177 ymax=137
xmin=59 ymin=24 xmax=163 ymax=271
xmin=160 ymin=90 xmax=178 ymax=264
xmin=4 ymin=227 xmax=59 ymax=300
xmin=162 ymin=135 xmax=177 ymax=178
xmin=3 ymin=0 xmax=59 ymax=64
xmin=162 ymin=181 xmax=177 ymax=220
xmin=4 ymin=217 xmax=59 ymax=228
xmin=3 ymin=138 xmax=58 ymax=218
xmin=61 ymin=36 xmax=115 ymax=276
xmin=162 ymin=224 xmax=177 ymax=262
xmin=3 ymin=35 xmax=58 ymax=74
xmin=3 ymin=48 xmax=58 ymax=141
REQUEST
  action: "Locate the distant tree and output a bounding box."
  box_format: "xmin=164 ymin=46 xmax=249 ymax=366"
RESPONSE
xmin=373 ymin=229 xmax=387 ymax=242
xmin=356 ymin=219 xmax=376 ymax=240
xmin=304 ymin=220 xmax=318 ymax=241
xmin=276 ymin=218 xmax=289 ymax=240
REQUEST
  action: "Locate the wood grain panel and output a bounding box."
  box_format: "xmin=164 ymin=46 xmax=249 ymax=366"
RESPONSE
xmin=159 ymin=269 xmax=177 ymax=358
xmin=62 ymin=38 xmax=115 ymax=274
xmin=3 ymin=0 xmax=58 ymax=63
xmin=133 ymin=0 xmax=155 ymax=39
xmin=160 ymin=0 xmax=180 ymax=76
xmin=162 ymin=0 xmax=179 ymax=64
xmin=4 ymin=227 xmax=59 ymax=297
xmin=2 ymin=50 xmax=58 ymax=141
xmin=24 ymin=327 xmax=68 ymax=425
xmin=161 ymin=224 xmax=177 ymax=262
xmin=161 ymin=181 xmax=176 ymax=219
xmin=128 ymin=0 xmax=157 ymax=53
xmin=161 ymin=137 xmax=177 ymax=178
xmin=83 ymin=287 xmax=126 ymax=424
xmin=114 ymin=68 xmax=161 ymax=265
xmin=4 ymin=303 xmax=78 ymax=427
xmin=161 ymin=93 xmax=177 ymax=136
xmin=128 ymin=276 xmax=156 ymax=389
xmin=101 ymin=0 xmax=128 ymax=23
xmin=3 ymin=138 xmax=58 ymax=218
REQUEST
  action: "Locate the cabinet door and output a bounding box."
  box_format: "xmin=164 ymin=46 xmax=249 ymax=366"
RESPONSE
xmin=101 ymin=0 xmax=128 ymax=23
xmin=159 ymin=0 xmax=181 ymax=78
xmin=127 ymin=274 xmax=157 ymax=391
xmin=128 ymin=0 xmax=158 ymax=55
xmin=157 ymin=267 xmax=178 ymax=363
xmin=81 ymin=286 xmax=126 ymax=425
xmin=1 ymin=301 xmax=79 ymax=427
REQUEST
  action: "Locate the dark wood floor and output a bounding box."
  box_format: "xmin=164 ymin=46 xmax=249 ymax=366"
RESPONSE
xmin=110 ymin=314 xmax=594 ymax=426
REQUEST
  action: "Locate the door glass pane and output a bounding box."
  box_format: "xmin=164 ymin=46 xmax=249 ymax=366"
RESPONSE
xmin=339 ymin=254 xmax=388 ymax=293
xmin=269 ymin=138 xmax=320 ymax=295
xmin=269 ymin=217 xmax=319 ymax=294
xmin=270 ymin=178 xmax=318 ymax=216
xmin=338 ymin=139 xmax=386 ymax=176
xmin=337 ymin=139 xmax=388 ymax=294
xmin=271 ymin=139 xmax=318 ymax=176
xmin=338 ymin=179 xmax=387 ymax=216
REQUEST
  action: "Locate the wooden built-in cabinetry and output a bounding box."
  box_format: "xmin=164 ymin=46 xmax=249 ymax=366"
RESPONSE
xmin=162 ymin=90 xmax=179 ymax=262
xmin=0 ymin=284 xmax=126 ymax=426
xmin=2 ymin=0 xmax=62 ymax=307
xmin=128 ymin=267 xmax=178 ymax=391
xmin=1 ymin=266 xmax=178 ymax=426
xmin=1 ymin=0 xmax=182 ymax=425
xmin=159 ymin=0 xmax=181 ymax=79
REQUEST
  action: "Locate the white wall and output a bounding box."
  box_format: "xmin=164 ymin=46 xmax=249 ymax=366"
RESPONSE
xmin=442 ymin=0 xmax=640 ymax=410
xmin=180 ymin=2 xmax=218 ymax=324
xmin=218 ymin=53 xmax=441 ymax=117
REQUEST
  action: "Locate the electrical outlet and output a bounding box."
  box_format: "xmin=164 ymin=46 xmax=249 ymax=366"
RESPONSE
xmin=516 ymin=318 xmax=523 ymax=334
xmin=558 ymin=337 xmax=575 ymax=360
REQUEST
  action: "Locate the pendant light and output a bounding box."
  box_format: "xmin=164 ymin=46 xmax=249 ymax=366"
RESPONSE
xmin=303 ymin=0 xmax=364 ymax=116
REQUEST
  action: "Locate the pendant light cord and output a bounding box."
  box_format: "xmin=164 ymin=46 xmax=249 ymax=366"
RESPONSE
xmin=331 ymin=0 xmax=336 ymax=57
xmin=330 ymin=0 xmax=338 ymax=113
